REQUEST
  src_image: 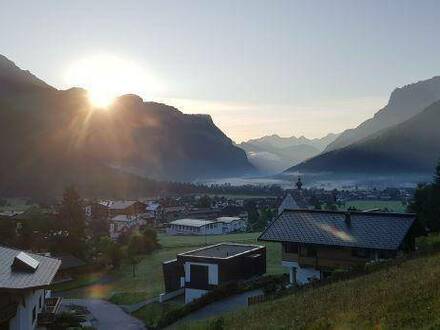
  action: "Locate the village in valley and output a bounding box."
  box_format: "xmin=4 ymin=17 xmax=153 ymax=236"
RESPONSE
xmin=0 ymin=175 xmax=426 ymax=329
xmin=3 ymin=2 xmax=440 ymax=329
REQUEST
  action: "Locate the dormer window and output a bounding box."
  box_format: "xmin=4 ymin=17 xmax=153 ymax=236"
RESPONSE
xmin=11 ymin=252 xmax=40 ymax=272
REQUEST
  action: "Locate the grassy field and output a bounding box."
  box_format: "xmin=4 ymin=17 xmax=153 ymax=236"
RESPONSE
xmin=185 ymin=251 xmax=440 ymax=330
xmin=0 ymin=198 xmax=36 ymax=212
xmin=342 ymin=200 xmax=407 ymax=212
xmin=55 ymin=232 xmax=283 ymax=304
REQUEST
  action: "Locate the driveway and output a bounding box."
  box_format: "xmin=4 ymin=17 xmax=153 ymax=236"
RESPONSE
xmin=62 ymin=298 xmax=146 ymax=330
xmin=169 ymin=289 xmax=263 ymax=328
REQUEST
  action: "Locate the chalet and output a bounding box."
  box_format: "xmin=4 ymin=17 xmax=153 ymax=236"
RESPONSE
xmin=215 ymin=217 xmax=247 ymax=233
xmin=84 ymin=202 xmax=109 ymax=219
xmin=109 ymin=215 xmax=143 ymax=239
xmin=107 ymin=200 xmax=147 ymax=217
xmin=0 ymin=246 xmax=61 ymax=329
xmin=162 ymin=243 xmax=266 ymax=303
xmin=259 ymin=209 xmax=416 ymax=285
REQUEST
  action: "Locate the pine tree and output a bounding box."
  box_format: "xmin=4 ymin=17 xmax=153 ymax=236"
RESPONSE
xmin=57 ymin=186 xmax=86 ymax=256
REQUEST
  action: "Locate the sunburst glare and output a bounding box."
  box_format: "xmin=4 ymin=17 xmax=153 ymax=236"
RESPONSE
xmin=65 ymin=54 xmax=162 ymax=109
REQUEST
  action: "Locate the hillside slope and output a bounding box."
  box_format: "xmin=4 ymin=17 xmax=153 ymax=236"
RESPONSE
xmin=194 ymin=252 xmax=440 ymax=329
xmin=287 ymin=100 xmax=440 ymax=175
xmin=0 ymin=55 xmax=254 ymax=197
xmin=326 ymin=76 xmax=440 ymax=152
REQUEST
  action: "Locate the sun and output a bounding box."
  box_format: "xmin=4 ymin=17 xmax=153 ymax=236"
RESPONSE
xmin=65 ymin=54 xmax=161 ymax=109
xmin=88 ymin=90 xmax=114 ymax=109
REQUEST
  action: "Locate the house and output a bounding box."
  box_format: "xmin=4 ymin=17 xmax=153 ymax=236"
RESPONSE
xmin=215 ymin=217 xmax=247 ymax=233
xmin=259 ymin=209 xmax=416 ymax=285
xmin=0 ymin=246 xmax=61 ymax=329
xmin=109 ymin=214 xmax=144 ymax=239
xmin=166 ymin=219 xmax=223 ymax=236
xmin=185 ymin=208 xmax=222 ymax=220
xmin=52 ymin=254 xmax=86 ymax=282
xmin=107 ymin=200 xmax=147 ymax=217
xmin=84 ymin=201 xmax=110 ymax=219
xmin=162 ymin=243 xmax=266 ymax=303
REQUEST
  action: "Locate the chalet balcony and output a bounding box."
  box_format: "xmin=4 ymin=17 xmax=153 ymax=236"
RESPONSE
xmin=282 ymin=253 xmax=366 ymax=270
xmin=38 ymin=297 xmax=62 ymax=327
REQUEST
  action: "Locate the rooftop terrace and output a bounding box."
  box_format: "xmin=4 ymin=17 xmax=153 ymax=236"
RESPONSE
xmin=180 ymin=243 xmax=263 ymax=259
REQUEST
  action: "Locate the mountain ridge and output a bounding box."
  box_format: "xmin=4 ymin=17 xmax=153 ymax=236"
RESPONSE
xmin=0 ymin=54 xmax=254 ymax=197
xmin=287 ymin=100 xmax=440 ymax=174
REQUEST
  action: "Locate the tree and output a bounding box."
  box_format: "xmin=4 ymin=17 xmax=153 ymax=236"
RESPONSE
xmin=57 ymin=186 xmax=87 ymax=256
xmin=197 ymin=195 xmax=212 ymax=208
xmin=408 ymin=160 xmax=440 ymax=233
xmin=142 ymin=227 xmax=159 ymax=253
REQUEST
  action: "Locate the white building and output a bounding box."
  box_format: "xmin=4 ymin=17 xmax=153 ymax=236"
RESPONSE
xmin=0 ymin=247 xmax=61 ymax=329
xmin=215 ymin=217 xmax=247 ymax=233
xmin=167 ymin=219 xmax=223 ymax=235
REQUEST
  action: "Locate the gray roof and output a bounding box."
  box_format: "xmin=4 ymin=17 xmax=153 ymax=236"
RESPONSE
xmin=259 ymin=209 xmax=415 ymax=250
xmin=278 ymin=194 xmax=299 ymax=215
xmin=0 ymin=246 xmax=61 ymax=290
xmin=180 ymin=243 xmax=263 ymax=259
xmin=170 ymin=218 xmax=214 ymax=227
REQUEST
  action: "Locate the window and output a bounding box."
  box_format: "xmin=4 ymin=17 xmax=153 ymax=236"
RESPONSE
xmin=39 ymin=294 xmax=43 ymax=309
xmin=304 ymin=246 xmax=317 ymax=257
xmin=32 ymin=306 xmax=36 ymax=324
xmin=352 ymin=248 xmax=370 ymax=258
xmin=284 ymin=243 xmax=298 ymax=254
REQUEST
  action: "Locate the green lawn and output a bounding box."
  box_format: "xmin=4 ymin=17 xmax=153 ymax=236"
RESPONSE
xmin=206 ymin=193 xmax=277 ymax=200
xmin=186 ymin=251 xmax=440 ymax=330
xmin=56 ymin=232 xmax=283 ymax=304
xmin=342 ymin=200 xmax=407 ymax=212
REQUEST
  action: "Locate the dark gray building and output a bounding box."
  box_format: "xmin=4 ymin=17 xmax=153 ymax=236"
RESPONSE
xmin=162 ymin=243 xmax=266 ymax=303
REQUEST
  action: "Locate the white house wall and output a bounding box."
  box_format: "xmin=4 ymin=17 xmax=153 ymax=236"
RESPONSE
xmin=9 ymin=289 xmax=45 ymax=330
xmin=282 ymin=261 xmax=321 ymax=285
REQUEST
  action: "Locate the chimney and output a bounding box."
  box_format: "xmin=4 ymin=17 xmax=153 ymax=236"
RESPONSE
xmin=345 ymin=212 xmax=352 ymax=226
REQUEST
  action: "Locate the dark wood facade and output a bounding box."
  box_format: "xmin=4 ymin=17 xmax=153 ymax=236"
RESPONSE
xmin=281 ymin=242 xmax=401 ymax=270
xmin=162 ymin=245 xmax=266 ymax=293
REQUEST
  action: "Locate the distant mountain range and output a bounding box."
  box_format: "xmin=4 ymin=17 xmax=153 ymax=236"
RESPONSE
xmin=0 ymin=55 xmax=254 ymax=197
xmin=288 ymin=76 xmax=440 ymax=175
xmin=238 ymin=133 xmax=339 ymax=173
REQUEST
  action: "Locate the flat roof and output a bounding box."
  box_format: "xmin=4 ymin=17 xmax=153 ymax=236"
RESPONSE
xmin=170 ymin=218 xmax=214 ymax=227
xmin=216 ymin=217 xmax=241 ymax=223
xmin=180 ymin=243 xmax=263 ymax=259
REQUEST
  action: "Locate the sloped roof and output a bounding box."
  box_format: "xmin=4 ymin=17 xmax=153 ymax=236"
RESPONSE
xmin=108 ymin=201 xmax=139 ymax=210
xmin=52 ymin=254 xmax=86 ymax=270
xmin=278 ymin=193 xmax=299 ymax=215
xmin=111 ymin=215 xmax=135 ymax=222
xmin=259 ymin=209 xmax=415 ymax=250
xmin=0 ymin=246 xmax=61 ymax=289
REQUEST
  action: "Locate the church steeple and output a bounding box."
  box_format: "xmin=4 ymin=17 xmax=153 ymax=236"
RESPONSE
xmin=296 ymin=177 xmax=302 ymax=190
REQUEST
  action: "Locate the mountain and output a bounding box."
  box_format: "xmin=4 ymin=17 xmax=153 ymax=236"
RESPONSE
xmin=287 ymin=100 xmax=440 ymax=175
xmin=238 ymin=133 xmax=338 ymax=173
xmin=0 ymin=55 xmax=254 ymax=197
xmin=325 ymin=76 xmax=440 ymax=152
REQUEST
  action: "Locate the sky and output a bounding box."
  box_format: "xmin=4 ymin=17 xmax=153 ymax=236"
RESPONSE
xmin=1 ymin=0 xmax=440 ymax=142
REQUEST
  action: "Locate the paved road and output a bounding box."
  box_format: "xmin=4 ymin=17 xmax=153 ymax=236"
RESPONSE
xmin=169 ymin=289 xmax=263 ymax=328
xmin=62 ymin=299 xmax=146 ymax=330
